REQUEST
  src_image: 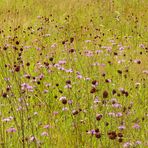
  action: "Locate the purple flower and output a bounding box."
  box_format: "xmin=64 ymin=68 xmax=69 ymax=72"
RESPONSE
xmin=116 ymin=112 xmax=123 ymax=117
xmin=112 ymin=103 xmax=122 ymax=108
xmin=53 ymin=111 xmax=58 ymax=115
xmin=139 ymin=44 xmax=145 ymax=49
xmin=135 ymin=141 xmax=142 ymax=145
xmin=68 ymin=100 xmax=73 ymax=104
xmin=59 ymin=96 xmax=66 ymax=101
xmin=77 ymin=75 xmax=83 ymax=79
xmin=87 ymin=129 xmax=96 ymax=135
xmin=108 ymin=112 xmax=116 ymax=117
xmin=41 ymin=131 xmax=49 ymax=136
xmin=118 ymin=125 xmax=126 ymax=130
xmin=62 ymin=107 xmax=68 ymax=111
xmin=21 ymin=83 xmax=33 ymax=92
xmin=143 ymin=70 xmax=148 ymax=75
xmin=119 ymin=46 xmax=124 ymax=51
xmin=65 ymin=69 xmax=73 ymax=73
xmin=2 ymin=116 xmax=13 ymax=122
xmin=123 ymin=142 xmax=132 ymax=148
xmin=58 ymin=60 xmax=66 ymax=65
xmin=6 ymin=127 xmax=16 ymax=133
xmin=96 ymin=50 xmax=103 ymax=54
xmin=51 ymin=43 xmax=57 ymax=48
xmin=30 ymin=136 xmax=36 ymax=142
xmin=132 ymin=123 xmax=140 ymax=129
xmin=64 ymin=84 xmax=72 ymax=89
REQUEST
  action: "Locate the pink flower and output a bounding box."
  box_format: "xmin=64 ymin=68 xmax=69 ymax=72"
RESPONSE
xmin=2 ymin=116 xmax=13 ymax=122
xmin=112 ymin=103 xmax=122 ymax=108
xmin=62 ymin=107 xmax=68 ymax=111
xmin=30 ymin=136 xmax=36 ymax=142
xmin=65 ymin=69 xmax=73 ymax=73
xmin=58 ymin=60 xmax=66 ymax=65
xmin=41 ymin=131 xmax=48 ymax=136
xmin=118 ymin=125 xmax=126 ymax=130
xmin=77 ymin=75 xmax=83 ymax=79
xmin=123 ymin=142 xmax=132 ymax=147
xmin=108 ymin=112 xmax=116 ymax=117
xmin=64 ymin=84 xmax=72 ymax=89
xmin=135 ymin=141 xmax=142 ymax=145
xmin=116 ymin=112 xmax=123 ymax=117
xmin=87 ymin=129 xmax=96 ymax=135
xmin=53 ymin=111 xmax=58 ymax=115
xmin=6 ymin=127 xmax=16 ymax=133
xmin=68 ymin=100 xmax=73 ymax=104
xmin=43 ymin=124 xmax=53 ymax=129
xmin=132 ymin=123 xmax=140 ymax=129
xmin=21 ymin=83 xmax=33 ymax=92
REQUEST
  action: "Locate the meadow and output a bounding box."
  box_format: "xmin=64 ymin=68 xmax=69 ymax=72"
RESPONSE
xmin=0 ymin=0 xmax=148 ymax=147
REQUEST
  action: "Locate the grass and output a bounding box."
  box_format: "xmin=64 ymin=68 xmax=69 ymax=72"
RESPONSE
xmin=0 ymin=0 xmax=148 ymax=147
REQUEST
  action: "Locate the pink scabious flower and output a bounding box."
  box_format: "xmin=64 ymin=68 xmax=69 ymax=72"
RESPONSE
xmin=94 ymin=98 xmax=101 ymax=104
xmin=84 ymin=50 xmax=93 ymax=57
xmin=62 ymin=107 xmax=68 ymax=111
xmin=85 ymin=77 xmax=91 ymax=81
xmin=87 ymin=129 xmax=96 ymax=135
xmin=143 ymin=70 xmax=148 ymax=75
xmin=51 ymin=43 xmax=57 ymax=48
xmin=106 ymin=47 xmax=112 ymax=52
xmin=134 ymin=59 xmax=141 ymax=64
xmin=24 ymin=46 xmax=32 ymax=49
xmin=2 ymin=116 xmax=13 ymax=122
xmin=58 ymin=60 xmax=66 ymax=65
xmin=68 ymin=100 xmax=73 ymax=104
xmin=139 ymin=44 xmax=145 ymax=49
xmin=108 ymin=112 xmax=116 ymax=117
xmin=116 ymin=112 xmax=123 ymax=117
xmin=41 ymin=131 xmax=49 ymax=136
xmin=111 ymin=98 xmax=117 ymax=102
xmin=118 ymin=125 xmax=126 ymax=130
xmin=43 ymin=124 xmax=52 ymax=129
xmin=43 ymin=90 xmax=48 ymax=93
xmin=54 ymin=63 xmax=60 ymax=68
xmin=16 ymin=106 xmax=23 ymax=111
xmin=132 ymin=123 xmax=140 ymax=129
xmin=123 ymin=142 xmax=132 ymax=148
xmin=6 ymin=127 xmax=16 ymax=133
xmin=135 ymin=141 xmax=142 ymax=145
xmin=65 ymin=69 xmax=73 ymax=73
xmin=95 ymin=50 xmax=103 ymax=54
xmin=38 ymin=73 xmax=44 ymax=79
xmin=59 ymin=96 xmax=66 ymax=101
xmin=64 ymin=84 xmax=72 ymax=89
xmin=112 ymin=103 xmax=122 ymax=108
xmin=58 ymin=66 xmax=65 ymax=71
xmin=4 ymin=77 xmax=10 ymax=81
xmin=29 ymin=136 xmax=36 ymax=142
xmin=21 ymin=83 xmax=33 ymax=92
xmin=53 ymin=111 xmax=58 ymax=115
xmin=119 ymin=46 xmax=124 ymax=51
xmin=77 ymin=75 xmax=83 ymax=79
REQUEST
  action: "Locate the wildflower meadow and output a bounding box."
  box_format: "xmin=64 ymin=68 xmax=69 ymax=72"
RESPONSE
xmin=0 ymin=0 xmax=148 ymax=147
